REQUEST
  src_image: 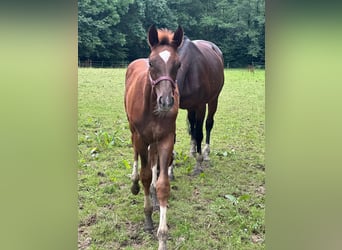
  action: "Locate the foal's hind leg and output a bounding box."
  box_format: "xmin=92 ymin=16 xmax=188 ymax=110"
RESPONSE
xmin=130 ymin=153 xmax=140 ymax=195
xmin=131 ymin=133 xmax=140 ymax=195
xmin=168 ymin=150 xmax=176 ymax=181
xmin=149 ymin=144 xmax=159 ymax=211
xmin=140 ymin=148 xmax=154 ymax=232
xmin=203 ymin=98 xmax=219 ymax=161
xmin=131 ymin=134 xmax=153 ymax=231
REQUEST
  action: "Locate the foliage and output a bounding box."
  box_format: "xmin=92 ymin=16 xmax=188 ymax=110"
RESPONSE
xmin=78 ymin=0 xmax=133 ymax=62
xmin=78 ymin=0 xmax=265 ymax=67
xmin=78 ymin=68 xmax=265 ymax=249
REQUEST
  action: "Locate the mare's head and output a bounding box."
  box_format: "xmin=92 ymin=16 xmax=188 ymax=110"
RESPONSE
xmin=147 ymin=25 xmax=183 ymax=114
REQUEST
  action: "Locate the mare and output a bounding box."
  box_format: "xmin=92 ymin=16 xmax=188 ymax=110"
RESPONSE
xmin=124 ymin=25 xmax=184 ymax=250
xmin=175 ymin=36 xmax=224 ymax=174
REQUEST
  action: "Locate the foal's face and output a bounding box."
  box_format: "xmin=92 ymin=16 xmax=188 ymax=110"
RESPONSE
xmin=148 ymin=46 xmax=181 ymax=114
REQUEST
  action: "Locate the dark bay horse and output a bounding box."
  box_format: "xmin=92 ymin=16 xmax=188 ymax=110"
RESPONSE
xmin=176 ymin=36 xmax=224 ymax=173
xmin=124 ymin=25 xmax=183 ymax=250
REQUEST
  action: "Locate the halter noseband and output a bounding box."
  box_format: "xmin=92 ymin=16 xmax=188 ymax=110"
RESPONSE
xmin=149 ymin=73 xmax=177 ymax=88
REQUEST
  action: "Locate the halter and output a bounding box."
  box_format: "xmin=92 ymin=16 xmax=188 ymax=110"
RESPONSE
xmin=149 ymin=73 xmax=177 ymax=88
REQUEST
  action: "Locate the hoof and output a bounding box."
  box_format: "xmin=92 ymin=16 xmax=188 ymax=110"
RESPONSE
xmin=144 ymin=213 xmax=154 ymax=233
xmin=189 ymin=151 xmax=196 ymax=158
xmin=196 ymin=154 xmax=204 ymax=162
xmin=131 ymin=182 xmax=140 ymax=195
xmin=144 ymin=224 xmax=154 ymax=233
xmin=203 ymin=155 xmax=210 ymax=161
xmin=191 ymin=167 xmax=203 ymax=176
xmin=144 ymin=223 xmax=154 ymax=234
xmin=157 ymin=230 xmax=168 ymax=250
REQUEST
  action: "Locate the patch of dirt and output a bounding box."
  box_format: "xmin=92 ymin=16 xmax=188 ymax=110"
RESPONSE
xmin=79 ymin=214 xmax=97 ymax=227
xmin=123 ymin=221 xmax=155 ymax=248
xmin=97 ymin=171 xmax=106 ymax=177
xmin=256 ymin=185 xmax=266 ymax=196
xmin=189 ymin=158 xmax=212 ymax=177
xmin=251 ymin=234 xmax=264 ymax=244
xmin=252 ymin=164 xmax=265 ymax=171
xmin=192 ymin=187 xmax=201 ymax=196
xmin=78 ymin=227 xmax=91 ymax=250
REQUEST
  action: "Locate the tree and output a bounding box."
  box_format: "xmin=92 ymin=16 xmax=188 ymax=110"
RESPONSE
xmin=78 ymin=0 xmax=265 ymax=68
xmin=78 ymin=0 xmax=132 ymax=64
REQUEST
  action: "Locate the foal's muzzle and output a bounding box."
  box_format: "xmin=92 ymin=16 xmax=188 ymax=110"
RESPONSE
xmin=149 ymin=73 xmax=177 ymax=112
xmin=158 ymin=95 xmax=174 ymax=110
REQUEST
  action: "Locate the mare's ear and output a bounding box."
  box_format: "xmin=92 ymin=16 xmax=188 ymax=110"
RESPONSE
xmin=148 ymin=24 xmax=159 ymax=48
xmin=172 ymin=25 xmax=184 ymax=48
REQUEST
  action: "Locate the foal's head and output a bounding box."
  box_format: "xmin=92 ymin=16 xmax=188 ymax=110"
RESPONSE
xmin=147 ymin=25 xmax=183 ymax=114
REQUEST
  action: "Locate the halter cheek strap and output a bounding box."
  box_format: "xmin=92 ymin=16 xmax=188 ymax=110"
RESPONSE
xmin=149 ymin=73 xmax=177 ymax=88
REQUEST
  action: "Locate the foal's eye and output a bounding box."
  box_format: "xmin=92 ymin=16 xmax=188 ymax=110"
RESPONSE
xmin=149 ymin=61 xmax=153 ymax=67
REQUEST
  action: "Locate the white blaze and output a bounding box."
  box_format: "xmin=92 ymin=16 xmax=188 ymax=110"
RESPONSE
xmin=159 ymin=50 xmax=171 ymax=64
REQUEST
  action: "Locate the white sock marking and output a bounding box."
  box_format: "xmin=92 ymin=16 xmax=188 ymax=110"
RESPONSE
xmin=158 ymin=206 xmax=168 ymax=234
xmin=159 ymin=50 xmax=171 ymax=64
xmin=152 ymin=164 xmax=158 ymax=188
xmin=131 ymin=160 xmax=139 ymax=181
xmin=168 ymin=165 xmax=173 ymax=177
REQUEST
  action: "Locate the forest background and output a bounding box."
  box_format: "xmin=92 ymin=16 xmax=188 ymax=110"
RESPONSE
xmin=78 ymin=0 xmax=265 ymax=68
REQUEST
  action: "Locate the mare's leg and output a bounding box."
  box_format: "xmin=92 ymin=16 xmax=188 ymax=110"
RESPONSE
xmin=187 ymin=110 xmax=197 ymax=157
xmin=156 ymin=135 xmax=174 ymax=250
xmin=203 ymin=98 xmax=218 ymax=161
xmin=194 ymin=105 xmax=206 ymax=163
xmin=131 ymin=132 xmax=140 ymax=195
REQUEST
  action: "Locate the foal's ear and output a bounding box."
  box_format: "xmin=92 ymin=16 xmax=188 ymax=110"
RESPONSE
xmin=172 ymin=25 xmax=184 ymax=48
xmin=148 ymin=24 xmax=159 ymax=48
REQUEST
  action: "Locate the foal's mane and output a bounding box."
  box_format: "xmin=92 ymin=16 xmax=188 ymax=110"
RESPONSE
xmin=157 ymin=28 xmax=175 ymax=46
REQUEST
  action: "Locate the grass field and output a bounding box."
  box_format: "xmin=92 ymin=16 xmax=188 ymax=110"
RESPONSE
xmin=78 ymin=68 xmax=265 ymax=249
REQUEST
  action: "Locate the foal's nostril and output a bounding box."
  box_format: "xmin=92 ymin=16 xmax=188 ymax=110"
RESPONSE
xmin=169 ymin=97 xmax=174 ymax=107
xmin=159 ymin=96 xmax=163 ymax=105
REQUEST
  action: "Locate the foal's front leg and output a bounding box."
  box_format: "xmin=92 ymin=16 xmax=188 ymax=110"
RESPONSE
xmin=156 ymin=173 xmax=170 ymax=250
xmin=156 ymin=138 xmax=173 ymax=250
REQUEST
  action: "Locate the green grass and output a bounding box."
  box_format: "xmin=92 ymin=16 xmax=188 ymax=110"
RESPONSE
xmin=78 ymin=68 xmax=265 ymax=249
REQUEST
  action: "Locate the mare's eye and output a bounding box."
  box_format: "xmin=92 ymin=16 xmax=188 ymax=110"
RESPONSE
xmin=149 ymin=61 xmax=153 ymax=67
